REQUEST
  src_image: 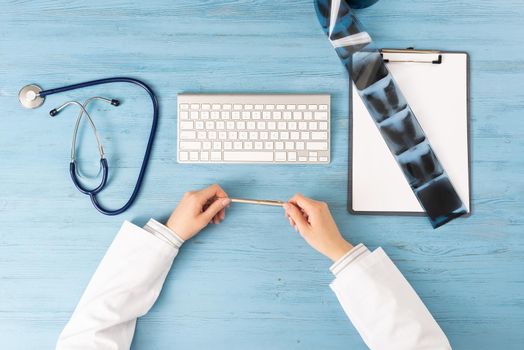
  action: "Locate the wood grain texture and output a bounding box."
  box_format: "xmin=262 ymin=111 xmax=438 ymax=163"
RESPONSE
xmin=0 ymin=0 xmax=523 ymax=349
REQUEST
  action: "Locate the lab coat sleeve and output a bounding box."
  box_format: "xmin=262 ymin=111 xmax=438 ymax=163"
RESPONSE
xmin=330 ymin=244 xmax=452 ymax=350
xmin=56 ymin=219 xmax=183 ymax=350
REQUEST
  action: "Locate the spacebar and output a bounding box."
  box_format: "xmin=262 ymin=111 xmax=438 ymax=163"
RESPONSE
xmin=223 ymin=152 xmax=274 ymax=162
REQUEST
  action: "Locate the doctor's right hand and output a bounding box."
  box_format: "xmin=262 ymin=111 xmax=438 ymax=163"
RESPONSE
xmin=166 ymin=184 xmax=231 ymax=241
xmin=284 ymin=194 xmax=353 ymax=262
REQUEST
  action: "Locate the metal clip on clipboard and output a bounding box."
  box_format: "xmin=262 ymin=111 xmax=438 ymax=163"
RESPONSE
xmin=380 ymin=48 xmax=442 ymax=64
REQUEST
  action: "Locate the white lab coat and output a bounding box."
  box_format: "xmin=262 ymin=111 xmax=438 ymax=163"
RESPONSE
xmin=56 ymin=220 xmax=452 ymax=350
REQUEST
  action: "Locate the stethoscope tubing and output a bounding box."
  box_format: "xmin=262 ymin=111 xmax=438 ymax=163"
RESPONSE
xmin=41 ymin=77 xmax=159 ymax=216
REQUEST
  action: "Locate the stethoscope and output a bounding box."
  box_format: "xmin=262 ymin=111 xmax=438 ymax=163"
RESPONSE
xmin=18 ymin=77 xmax=159 ymax=215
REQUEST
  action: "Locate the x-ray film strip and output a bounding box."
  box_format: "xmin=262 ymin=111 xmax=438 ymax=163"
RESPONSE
xmin=315 ymin=0 xmax=467 ymax=228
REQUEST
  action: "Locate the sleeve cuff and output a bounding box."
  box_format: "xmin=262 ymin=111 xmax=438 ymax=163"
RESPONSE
xmin=330 ymin=243 xmax=370 ymax=276
xmin=143 ymin=219 xmax=185 ymax=249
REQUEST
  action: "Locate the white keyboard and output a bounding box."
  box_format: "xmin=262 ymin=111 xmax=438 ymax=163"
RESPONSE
xmin=177 ymin=94 xmax=330 ymax=164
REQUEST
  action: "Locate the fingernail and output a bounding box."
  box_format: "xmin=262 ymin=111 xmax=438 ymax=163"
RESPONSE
xmin=221 ymin=198 xmax=231 ymax=206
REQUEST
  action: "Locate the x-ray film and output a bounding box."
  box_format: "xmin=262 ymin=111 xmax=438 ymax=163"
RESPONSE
xmin=314 ymin=0 xmax=467 ymax=228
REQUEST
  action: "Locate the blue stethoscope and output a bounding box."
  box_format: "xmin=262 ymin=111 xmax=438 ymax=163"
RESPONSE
xmin=18 ymin=77 xmax=159 ymax=215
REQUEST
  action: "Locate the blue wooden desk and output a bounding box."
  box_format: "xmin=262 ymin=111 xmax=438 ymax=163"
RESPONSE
xmin=1 ymin=1 xmax=523 ymax=349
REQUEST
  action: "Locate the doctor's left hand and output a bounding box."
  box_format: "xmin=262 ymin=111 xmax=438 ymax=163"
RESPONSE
xmin=166 ymin=184 xmax=231 ymax=241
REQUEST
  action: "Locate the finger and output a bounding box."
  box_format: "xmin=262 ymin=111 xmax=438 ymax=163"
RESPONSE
xmin=283 ymin=202 xmax=309 ymax=232
xmin=197 ymin=184 xmax=228 ymax=203
xmin=288 ymin=193 xmax=318 ymax=214
xmin=201 ymin=197 xmax=231 ymax=222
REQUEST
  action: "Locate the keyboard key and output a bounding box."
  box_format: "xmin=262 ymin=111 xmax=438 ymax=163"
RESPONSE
xmin=273 ymin=111 xmax=282 ymax=119
xmin=201 ymin=151 xmax=209 ymax=161
xmin=244 ymin=141 xmax=253 ymax=150
xmin=201 ymin=111 xmax=210 ymax=119
xmin=224 ymin=152 xmax=273 ymax=162
xmin=233 ymin=104 xmax=243 ymax=110
xmin=320 ymin=156 xmax=328 ymax=162
xmin=293 ymin=112 xmax=302 ymax=120
xmin=213 ymin=142 xmax=221 ymax=150
xmin=304 ymin=111 xmax=313 ymax=120
xmin=242 ymin=111 xmax=250 ymax=119
xmin=278 ymin=122 xmax=286 ymax=130
xmin=291 ymin=132 xmax=300 ymax=140
xmin=208 ymin=131 xmax=217 ymax=139
xmin=286 ymin=105 xmax=296 ymax=110
xmin=312 ymin=132 xmax=328 ymax=140
xmin=309 ymin=122 xmax=318 ymax=130
xmin=180 ymin=131 xmax=196 ymax=139
xmin=226 ymin=121 xmax=235 ymax=129
xmin=245 ymin=104 xmax=253 ymax=110
xmin=232 ymin=111 xmax=241 ymax=119
xmin=190 ymin=111 xmax=199 ymax=119
xmin=257 ymin=121 xmax=266 ymax=129
xmin=211 ymin=152 xmax=222 ymax=160
xmin=288 ymin=122 xmax=297 ymax=130
xmin=296 ymin=142 xmax=305 ymax=150
xmin=298 ymin=122 xmax=308 ymax=130
xmin=223 ymin=104 xmax=232 ymax=110
xmin=180 ymin=121 xmax=193 ymax=129
xmin=283 ymin=111 xmax=292 ymax=119
xmin=262 ymin=111 xmax=271 ymax=119
xmin=197 ymin=131 xmax=207 ymax=139
xmin=308 ymin=104 xmax=318 ymax=110
xmin=224 ymin=142 xmax=233 ymax=150
xmin=270 ymin=131 xmax=279 ymax=140
xmin=201 ymin=104 xmax=211 ymax=110
xmin=275 ymin=152 xmax=287 ymax=161
xmin=180 ymin=111 xmax=189 ymax=119
xmin=221 ymin=111 xmax=230 ymax=119
xmin=260 ymin=131 xmax=268 ymax=140
xmin=301 ymin=132 xmax=310 ymax=140
xmin=265 ymin=141 xmax=274 ymax=150
xmin=252 ymin=111 xmax=261 ymax=119
xmin=247 ymin=122 xmax=256 ymax=130
xmin=268 ymin=122 xmax=277 ymax=129
xmin=180 ymin=141 xmax=201 ymax=150
xmin=179 ymin=152 xmax=189 ymax=161
xmin=237 ymin=121 xmax=246 ymax=129
xmin=299 ymin=156 xmax=307 ymax=161
xmin=211 ymin=111 xmax=220 ymax=119
xmin=266 ymin=104 xmax=275 ymax=110
xmin=249 ymin=131 xmax=258 ymax=140
xmin=288 ymin=152 xmax=297 ymax=161
xmin=180 ymin=104 xmax=189 ymax=110
xmin=319 ymin=122 xmax=328 ymax=130
xmin=216 ymin=121 xmax=225 ymax=129
xmin=298 ymin=105 xmax=307 ymax=110
xmin=203 ymin=141 xmax=211 ymax=150
xmin=285 ymin=142 xmax=294 ymax=150
xmin=233 ymin=141 xmax=242 ymax=149
xmin=276 ymin=142 xmax=284 ymax=150
xmin=212 ymin=104 xmax=221 ymax=110
xmin=219 ymin=131 xmax=227 ymax=140
xmin=239 ymin=131 xmax=248 ymax=140
xmin=228 ymin=131 xmax=238 ymax=139
xmin=307 ymin=142 xmax=328 ymax=150
xmin=276 ymin=104 xmax=285 ymax=110
xmin=255 ymin=142 xmax=263 ymax=149
xmin=280 ymin=131 xmax=289 ymax=140
xmin=255 ymin=104 xmax=264 ymax=110
xmin=195 ymin=121 xmax=204 ymax=130
xmin=190 ymin=104 xmax=199 ymax=110
xmin=319 ymin=104 xmax=328 ymax=110
xmin=204 ymin=121 xmax=214 ymax=129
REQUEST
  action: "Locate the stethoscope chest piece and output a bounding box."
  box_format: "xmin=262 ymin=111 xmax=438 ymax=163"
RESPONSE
xmin=19 ymin=84 xmax=45 ymax=109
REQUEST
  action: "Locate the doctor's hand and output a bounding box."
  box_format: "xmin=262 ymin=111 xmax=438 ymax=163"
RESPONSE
xmin=283 ymin=194 xmax=353 ymax=262
xmin=166 ymin=184 xmax=231 ymax=241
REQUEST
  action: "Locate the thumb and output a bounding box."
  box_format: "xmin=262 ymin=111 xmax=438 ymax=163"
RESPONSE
xmin=201 ymin=198 xmax=230 ymax=222
xmin=284 ymin=202 xmax=309 ymax=233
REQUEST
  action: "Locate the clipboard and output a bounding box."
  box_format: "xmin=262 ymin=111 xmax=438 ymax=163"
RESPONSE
xmin=348 ymin=48 xmax=471 ymax=216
